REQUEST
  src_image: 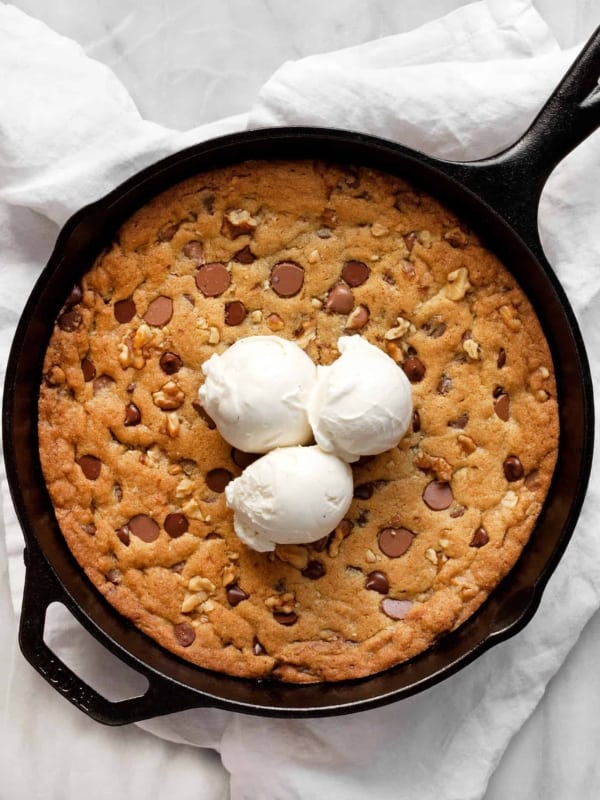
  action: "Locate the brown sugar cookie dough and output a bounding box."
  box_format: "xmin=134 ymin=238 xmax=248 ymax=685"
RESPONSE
xmin=38 ymin=160 xmax=559 ymax=683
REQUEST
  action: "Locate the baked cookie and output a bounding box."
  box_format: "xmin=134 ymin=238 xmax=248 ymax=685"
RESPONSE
xmin=38 ymin=160 xmax=558 ymax=682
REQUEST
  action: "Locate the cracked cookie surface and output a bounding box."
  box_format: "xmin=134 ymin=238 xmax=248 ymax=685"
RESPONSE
xmin=38 ymin=160 xmax=558 ymax=682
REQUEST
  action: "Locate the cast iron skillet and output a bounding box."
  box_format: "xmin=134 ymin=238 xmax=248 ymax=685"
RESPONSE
xmin=3 ymin=28 xmax=599 ymax=725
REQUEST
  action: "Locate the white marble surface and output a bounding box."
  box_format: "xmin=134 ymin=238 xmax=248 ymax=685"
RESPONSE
xmin=2 ymin=1 xmax=600 ymax=798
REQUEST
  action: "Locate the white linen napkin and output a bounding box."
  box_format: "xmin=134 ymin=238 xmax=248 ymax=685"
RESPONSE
xmin=1 ymin=1 xmax=599 ymax=799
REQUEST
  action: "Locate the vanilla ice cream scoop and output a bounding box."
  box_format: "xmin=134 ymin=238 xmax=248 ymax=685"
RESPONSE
xmin=307 ymin=336 xmax=413 ymax=463
xmin=198 ymin=336 xmax=317 ymax=453
xmin=225 ymin=446 xmax=353 ymax=552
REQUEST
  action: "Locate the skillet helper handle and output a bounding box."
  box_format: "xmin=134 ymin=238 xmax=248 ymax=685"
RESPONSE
xmin=442 ymin=25 xmax=600 ymax=250
xmin=19 ymin=539 xmax=209 ymax=725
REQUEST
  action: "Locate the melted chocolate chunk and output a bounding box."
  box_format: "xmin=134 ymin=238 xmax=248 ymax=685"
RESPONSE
xmin=342 ymin=260 xmax=370 ymax=287
xmin=470 ymin=527 xmax=489 ymax=547
xmin=448 ymin=413 xmax=468 ymax=429
xmin=143 ymin=295 xmax=173 ymax=327
xmin=378 ymin=527 xmax=414 ymax=558
xmin=116 ymin=525 xmax=130 ymax=546
xmin=81 ymin=357 xmax=96 ymax=382
xmin=114 ymin=298 xmax=136 ymax=323
xmin=273 ymin=611 xmax=298 ymax=626
xmin=231 ymin=448 xmax=260 ymax=469
xmin=412 ymin=410 xmax=421 ymax=433
xmin=225 ymin=300 xmax=247 ymax=326
xmin=422 ymin=481 xmax=454 ymax=511
xmin=183 ymin=240 xmax=204 ymax=264
xmin=301 ymin=560 xmax=326 ymax=580
xmin=503 ymin=455 xmax=524 ymax=482
xmin=159 ymin=351 xmax=183 ymax=375
xmin=233 ymin=245 xmax=255 ymax=264
xmin=270 ymin=262 xmax=304 ymax=297
xmin=128 ymin=514 xmax=160 ymax=543
xmin=76 ymin=455 xmax=101 ymax=480
xmin=402 ymin=356 xmax=426 ymax=383
xmin=365 ymin=570 xmax=389 ymax=594
xmin=164 ymin=512 xmax=189 ymax=538
xmin=206 ymin=468 xmax=233 ymax=493
xmin=174 ymin=622 xmax=196 ymax=647
xmin=158 ymin=222 xmax=179 ymax=242
xmin=195 ymin=263 xmax=230 ymax=297
xmin=494 ymin=393 xmax=510 ymax=421
xmin=57 ymin=310 xmax=82 ymax=332
xmin=124 ymin=402 xmax=141 ymax=426
xmin=226 ymin=584 xmax=249 ymax=607
xmin=326 ymin=284 xmax=355 ymax=314
xmin=65 ymin=284 xmax=83 ymax=307
xmin=381 ymin=598 xmax=413 ymax=620
xmin=354 ymin=483 xmax=374 ymax=500
xmin=497 ymin=347 xmax=507 ymax=368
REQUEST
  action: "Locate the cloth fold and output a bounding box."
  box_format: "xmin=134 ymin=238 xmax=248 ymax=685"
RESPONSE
xmin=1 ymin=1 xmax=599 ymax=799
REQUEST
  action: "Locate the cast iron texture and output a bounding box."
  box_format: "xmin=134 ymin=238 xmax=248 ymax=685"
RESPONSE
xmin=3 ymin=27 xmax=599 ymax=724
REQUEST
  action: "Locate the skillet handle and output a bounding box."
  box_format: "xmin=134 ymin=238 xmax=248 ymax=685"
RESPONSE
xmin=438 ymin=25 xmax=600 ymax=253
xmin=19 ymin=538 xmax=211 ymax=725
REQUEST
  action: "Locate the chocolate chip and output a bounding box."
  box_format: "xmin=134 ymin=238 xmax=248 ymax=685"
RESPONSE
xmin=143 ymin=295 xmax=173 ymax=327
xmin=326 ymin=284 xmax=354 ymax=314
xmin=503 ymin=455 xmax=524 ymax=482
xmin=233 ymin=245 xmax=255 ymax=264
xmin=437 ymin=374 xmax=452 ymax=394
xmin=159 ymin=351 xmax=182 ymax=375
xmin=423 ymin=317 xmax=446 ymax=338
xmin=81 ymin=357 xmax=96 ymax=382
xmin=365 ymin=571 xmax=389 ymax=594
xmin=183 ymin=240 xmax=204 ymax=264
xmin=164 ymin=512 xmax=189 ymax=538
xmin=106 ymin=568 xmax=122 ymax=585
xmin=206 ymin=468 xmax=233 ymax=493
xmin=76 ymin=455 xmax=101 ymax=480
xmin=81 ymin=523 xmax=96 ymax=536
xmin=412 ymin=410 xmax=421 ymax=433
xmin=378 ymin=527 xmax=414 ymax=558
xmin=225 ymin=300 xmax=247 ymax=326
xmin=497 ymin=347 xmax=507 ymax=368
xmin=311 ymin=535 xmax=330 ymax=552
xmin=301 ymin=560 xmax=326 ymax=580
xmin=116 ymin=525 xmax=130 ymax=546
xmin=93 ymin=374 xmax=115 ymax=393
xmin=273 ymin=611 xmax=298 ymax=626
xmin=192 ymin=401 xmax=216 ymax=429
xmin=57 ymin=310 xmax=82 ymax=332
xmin=65 ymin=284 xmax=83 ymax=307
xmin=124 ymin=402 xmax=141 ymax=426
xmin=226 ymin=584 xmax=249 ymax=607
xmin=493 ymin=385 xmax=505 ymax=398
xmin=448 ymin=413 xmax=468 ymax=429
xmin=231 ymin=448 xmax=259 ymax=469
xmin=404 ymin=232 xmax=418 ymax=251
xmin=494 ymin=393 xmax=510 ymax=421
xmin=270 ymin=262 xmax=304 ymax=297
xmin=174 ymin=622 xmax=196 ymax=647
xmin=381 ymin=598 xmax=412 ymax=620
xmin=114 ymin=298 xmax=136 ymax=323
xmin=128 ymin=514 xmax=160 ymax=543
xmin=252 ymin=638 xmax=266 ymax=656
xmin=402 ymin=356 xmax=426 ymax=383
xmin=354 ymin=483 xmax=374 ymax=500
xmin=356 ymin=509 xmax=370 ymax=527
xmin=202 ymin=193 xmax=215 ymax=214
xmin=126 ymin=382 xmax=136 ymax=393
xmin=423 ymin=481 xmax=454 ymax=510
xmin=470 ymin=527 xmax=489 ymax=547
xmin=195 ymin=263 xmax=231 ymax=297
xmin=171 ymin=561 xmax=185 ymax=573
xmin=525 ymin=470 xmax=541 ymax=491
xmin=158 ymin=223 xmax=179 ymax=242
xmin=342 ymin=260 xmax=370 ymax=287
xmin=114 ymin=483 xmax=123 ymax=502
xmin=450 ymin=505 xmax=466 ymax=518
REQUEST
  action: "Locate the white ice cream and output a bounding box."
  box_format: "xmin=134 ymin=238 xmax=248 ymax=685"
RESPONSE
xmin=307 ymin=336 xmax=413 ymax=463
xmin=198 ymin=336 xmax=317 ymax=453
xmin=225 ymin=445 xmax=353 ymax=552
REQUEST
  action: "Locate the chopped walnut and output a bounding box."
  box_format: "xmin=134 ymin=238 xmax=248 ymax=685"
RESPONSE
xmin=175 ymin=477 xmax=195 ymax=499
xmin=166 ymin=412 xmax=180 ymax=437
xmin=445 ymin=267 xmax=471 ymax=301
xmin=457 ymin=434 xmax=476 ymax=454
xmin=308 ymin=250 xmax=320 ymax=264
xmin=501 ymin=491 xmax=519 ymax=509
xmin=208 ymin=326 xmax=220 ymax=345
xmin=311 ymin=297 xmax=323 ymax=309
xmin=384 ymin=316 xmax=414 ymax=341
xmin=267 ymin=313 xmax=284 ymax=332
xmin=222 ymin=208 xmax=258 ymax=237
xmin=414 ymin=451 xmax=453 ymax=482
xmin=188 ymin=576 xmax=215 ymax=593
xmin=425 ymin=548 xmax=438 ymax=565
xmin=275 ymin=544 xmax=309 ymax=570
xmin=462 ymin=338 xmax=481 ymax=360
xmin=117 ymin=343 xmax=132 ymax=368
xmin=443 ymin=227 xmax=469 ymax=248
xmin=365 ymin=549 xmax=378 ymax=563
xmin=250 ymin=309 xmax=263 ymax=324
xmin=535 ymin=389 xmax=550 ymax=402
xmin=221 ymin=563 xmax=237 ymax=587
xmin=152 ymin=380 xmax=185 ymax=410
xmin=371 ymin=222 xmax=388 ymax=237
xmin=265 ymin=592 xmax=296 ymax=614
xmin=499 ymin=304 xmax=522 ymax=331
xmin=181 ymin=497 xmax=205 ymax=521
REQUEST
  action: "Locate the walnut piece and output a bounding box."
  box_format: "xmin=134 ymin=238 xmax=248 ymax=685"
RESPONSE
xmin=152 ymin=380 xmax=185 ymax=410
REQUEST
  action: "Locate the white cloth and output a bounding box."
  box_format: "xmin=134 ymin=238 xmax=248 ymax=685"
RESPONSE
xmin=1 ymin=1 xmax=599 ymax=798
